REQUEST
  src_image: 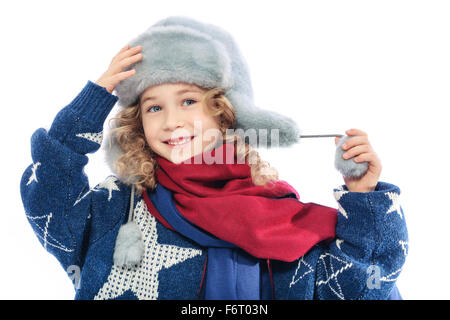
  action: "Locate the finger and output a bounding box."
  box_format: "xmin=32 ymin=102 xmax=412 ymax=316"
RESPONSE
xmin=112 ymin=69 xmax=136 ymax=83
xmin=345 ymin=128 xmax=367 ymax=137
xmin=119 ymin=44 xmax=130 ymax=53
xmin=122 ymin=52 xmax=143 ymax=66
xmin=111 ymin=53 xmax=143 ymax=74
xmin=111 ymin=44 xmax=131 ymax=61
xmin=113 ymin=45 xmax=142 ymax=63
xmin=342 ymin=144 xmax=372 ymax=160
xmin=353 ymin=152 xmax=379 ymax=164
xmin=340 ymin=135 xmax=369 ymax=151
xmin=335 ymin=136 xmax=341 ymax=145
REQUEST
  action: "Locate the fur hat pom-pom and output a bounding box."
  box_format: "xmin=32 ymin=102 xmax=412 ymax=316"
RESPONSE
xmin=335 ymin=135 xmax=369 ymax=179
xmin=113 ymin=221 xmax=144 ymax=268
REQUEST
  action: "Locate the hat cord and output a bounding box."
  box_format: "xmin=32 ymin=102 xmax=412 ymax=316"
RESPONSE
xmin=128 ymin=184 xmax=135 ymax=222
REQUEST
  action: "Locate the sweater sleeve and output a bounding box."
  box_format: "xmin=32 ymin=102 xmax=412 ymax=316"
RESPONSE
xmin=20 ymin=80 xmax=120 ymax=273
xmin=314 ymin=181 xmax=408 ymax=300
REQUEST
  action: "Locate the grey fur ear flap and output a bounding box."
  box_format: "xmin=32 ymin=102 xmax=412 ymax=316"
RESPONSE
xmin=113 ymin=220 xmax=144 ymax=268
xmin=335 ymin=136 xmax=369 ymax=179
xmin=102 ymin=120 xmax=124 ymax=175
xmin=224 ymin=90 xmax=301 ymax=148
xmin=101 ymin=120 xmax=141 ymax=186
xmin=113 ymin=184 xmax=144 ymax=268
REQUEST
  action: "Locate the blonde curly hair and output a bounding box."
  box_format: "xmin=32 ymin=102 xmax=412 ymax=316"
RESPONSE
xmin=107 ymin=87 xmax=279 ymax=196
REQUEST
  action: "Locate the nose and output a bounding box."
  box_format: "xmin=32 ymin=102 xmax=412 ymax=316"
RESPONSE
xmin=162 ymin=106 xmax=184 ymax=131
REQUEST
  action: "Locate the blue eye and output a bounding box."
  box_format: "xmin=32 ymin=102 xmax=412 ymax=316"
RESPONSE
xmin=146 ymin=99 xmax=196 ymax=113
xmin=183 ymin=99 xmax=196 ymax=106
xmin=148 ymin=105 xmax=161 ymax=113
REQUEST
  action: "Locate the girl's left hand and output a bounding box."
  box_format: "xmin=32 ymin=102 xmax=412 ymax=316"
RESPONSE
xmin=335 ymin=128 xmax=382 ymax=193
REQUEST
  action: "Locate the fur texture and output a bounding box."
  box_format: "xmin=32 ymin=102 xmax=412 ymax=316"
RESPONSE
xmin=113 ymin=221 xmax=144 ymax=268
xmin=335 ymin=136 xmax=369 ymax=178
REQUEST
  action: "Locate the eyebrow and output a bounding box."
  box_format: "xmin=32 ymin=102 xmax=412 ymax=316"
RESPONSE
xmin=140 ymin=88 xmax=203 ymax=104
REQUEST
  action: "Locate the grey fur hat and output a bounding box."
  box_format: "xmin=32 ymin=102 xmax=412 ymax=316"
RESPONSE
xmin=103 ymin=15 xmax=302 ymax=175
xmin=115 ymin=15 xmax=301 ymax=141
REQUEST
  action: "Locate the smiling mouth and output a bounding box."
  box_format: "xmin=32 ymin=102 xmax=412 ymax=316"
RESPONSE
xmin=164 ymin=136 xmax=196 ymax=146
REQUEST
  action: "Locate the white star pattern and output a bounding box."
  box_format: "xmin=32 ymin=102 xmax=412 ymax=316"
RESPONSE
xmin=385 ymin=192 xmax=403 ymax=219
xmin=335 ymin=239 xmax=344 ymax=250
xmin=73 ymin=176 xmax=120 ymax=206
xmin=379 ymin=241 xmax=408 ymax=284
xmin=333 ymin=186 xmax=349 ymax=219
xmin=75 ymin=131 xmax=103 ymax=145
xmin=289 ymin=256 xmax=314 ymax=288
xmin=26 ymin=212 xmax=74 ymax=253
xmin=316 ymin=253 xmax=353 ymax=300
xmin=97 ymin=176 xmax=120 ymax=201
xmin=399 ymin=240 xmax=408 ymax=257
xmin=94 ymin=199 xmax=203 ymax=300
xmin=73 ymin=188 xmax=98 ymax=206
xmin=26 ymin=162 xmax=41 ymax=186
xmin=380 ymin=268 xmax=402 ymax=282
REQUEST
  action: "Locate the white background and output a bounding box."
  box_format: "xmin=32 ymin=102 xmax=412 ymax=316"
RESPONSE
xmin=1 ymin=0 xmax=449 ymax=299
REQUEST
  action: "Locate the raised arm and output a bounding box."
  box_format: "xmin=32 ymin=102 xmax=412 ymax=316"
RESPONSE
xmin=20 ymin=44 xmax=143 ymax=275
xmin=20 ymin=80 xmax=119 ymax=271
xmin=314 ymin=181 xmax=408 ymax=299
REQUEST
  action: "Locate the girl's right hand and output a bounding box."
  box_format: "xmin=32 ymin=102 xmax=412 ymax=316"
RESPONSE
xmin=95 ymin=44 xmax=143 ymax=94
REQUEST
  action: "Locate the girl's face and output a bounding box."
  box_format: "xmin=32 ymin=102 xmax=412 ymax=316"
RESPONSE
xmin=140 ymin=82 xmax=222 ymax=164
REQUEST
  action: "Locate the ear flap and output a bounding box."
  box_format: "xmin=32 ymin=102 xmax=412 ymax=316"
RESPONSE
xmin=113 ymin=184 xmax=145 ymax=268
xmin=102 ymin=120 xmax=125 ymax=175
xmin=224 ymin=90 xmax=301 ymax=148
xmin=335 ymin=136 xmax=369 ymax=178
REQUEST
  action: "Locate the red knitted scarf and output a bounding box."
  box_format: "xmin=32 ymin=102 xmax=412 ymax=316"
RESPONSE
xmin=154 ymin=142 xmax=337 ymax=262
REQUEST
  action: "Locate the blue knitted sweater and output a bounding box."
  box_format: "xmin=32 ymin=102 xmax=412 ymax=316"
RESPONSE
xmin=20 ymin=80 xmax=408 ymax=300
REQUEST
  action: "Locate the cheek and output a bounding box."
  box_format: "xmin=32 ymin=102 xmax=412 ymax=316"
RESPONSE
xmin=199 ymin=118 xmax=222 ymax=145
xmin=142 ymin=120 xmax=159 ymax=143
xmin=196 ymin=111 xmax=220 ymax=131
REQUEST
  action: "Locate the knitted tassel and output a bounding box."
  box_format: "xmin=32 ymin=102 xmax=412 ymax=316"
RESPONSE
xmin=113 ymin=184 xmax=144 ymax=268
xmin=334 ymin=135 xmax=369 ymax=179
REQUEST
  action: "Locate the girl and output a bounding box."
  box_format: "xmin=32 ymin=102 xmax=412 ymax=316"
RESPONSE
xmin=20 ymin=16 xmax=407 ymax=300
